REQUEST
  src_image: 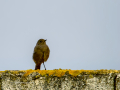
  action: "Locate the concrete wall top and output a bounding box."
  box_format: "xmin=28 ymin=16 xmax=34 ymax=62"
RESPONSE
xmin=0 ymin=69 xmax=120 ymax=90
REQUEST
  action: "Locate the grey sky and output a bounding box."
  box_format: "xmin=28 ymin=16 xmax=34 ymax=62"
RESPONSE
xmin=0 ymin=0 xmax=120 ymax=71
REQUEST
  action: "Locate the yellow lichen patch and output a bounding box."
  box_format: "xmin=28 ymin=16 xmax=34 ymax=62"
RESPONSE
xmin=0 ymin=71 xmax=4 ymax=73
xmin=114 ymin=70 xmax=119 ymax=73
xmin=54 ymin=70 xmax=66 ymax=77
xmin=108 ymin=70 xmax=118 ymax=74
xmin=81 ymin=70 xmax=94 ymax=74
xmin=78 ymin=69 xmax=86 ymax=74
xmin=99 ymin=69 xmax=108 ymax=74
xmin=48 ymin=70 xmax=55 ymax=76
xmin=89 ymin=75 xmax=94 ymax=78
xmin=37 ymin=70 xmax=48 ymax=76
xmin=23 ymin=69 xmax=35 ymax=77
xmin=69 ymin=70 xmax=80 ymax=76
xmin=11 ymin=71 xmax=22 ymax=74
xmin=1 ymin=69 xmax=120 ymax=77
xmin=94 ymin=69 xmax=118 ymax=74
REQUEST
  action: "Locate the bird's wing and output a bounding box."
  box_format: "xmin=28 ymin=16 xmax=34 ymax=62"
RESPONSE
xmin=44 ymin=46 xmax=50 ymax=62
xmin=33 ymin=46 xmax=44 ymax=64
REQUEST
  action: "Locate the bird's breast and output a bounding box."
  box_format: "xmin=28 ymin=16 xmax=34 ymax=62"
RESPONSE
xmin=34 ymin=45 xmax=48 ymax=53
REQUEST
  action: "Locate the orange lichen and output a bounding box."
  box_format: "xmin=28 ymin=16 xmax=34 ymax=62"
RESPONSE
xmin=0 ymin=69 xmax=120 ymax=77
xmin=37 ymin=70 xmax=48 ymax=76
xmin=54 ymin=70 xmax=66 ymax=77
xmin=48 ymin=70 xmax=55 ymax=76
xmin=0 ymin=71 xmax=4 ymax=73
xmin=23 ymin=69 xmax=35 ymax=76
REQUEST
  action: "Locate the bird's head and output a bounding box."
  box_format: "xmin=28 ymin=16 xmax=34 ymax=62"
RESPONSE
xmin=36 ymin=39 xmax=47 ymax=45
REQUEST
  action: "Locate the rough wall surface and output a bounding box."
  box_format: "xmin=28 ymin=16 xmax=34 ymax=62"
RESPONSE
xmin=116 ymin=74 xmax=120 ymax=90
xmin=0 ymin=70 xmax=120 ymax=90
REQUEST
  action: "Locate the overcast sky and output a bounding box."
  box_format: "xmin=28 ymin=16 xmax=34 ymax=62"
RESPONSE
xmin=0 ymin=0 xmax=120 ymax=71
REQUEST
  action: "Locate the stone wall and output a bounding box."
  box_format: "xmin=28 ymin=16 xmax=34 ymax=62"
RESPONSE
xmin=0 ymin=69 xmax=120 ymax=90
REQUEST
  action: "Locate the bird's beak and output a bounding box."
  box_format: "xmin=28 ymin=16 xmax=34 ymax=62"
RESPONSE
xmin=45 ymin=39 xmax=47 ymax=42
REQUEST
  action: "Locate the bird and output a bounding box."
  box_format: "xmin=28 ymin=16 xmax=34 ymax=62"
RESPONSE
xmin=33 ymin=39 xmax=50 ymax=70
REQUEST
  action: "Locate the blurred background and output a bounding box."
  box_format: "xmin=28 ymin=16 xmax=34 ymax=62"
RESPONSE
xmin=0 ymin=0 xmax=120 ymax=71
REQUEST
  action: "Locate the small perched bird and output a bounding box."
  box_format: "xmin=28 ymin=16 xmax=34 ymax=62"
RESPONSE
xmin=33 ymin=39 xmax=50 ymax=70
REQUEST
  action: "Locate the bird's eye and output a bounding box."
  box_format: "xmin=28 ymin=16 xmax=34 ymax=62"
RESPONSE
xmin=40 ymin=41 xmax=42 ymax=43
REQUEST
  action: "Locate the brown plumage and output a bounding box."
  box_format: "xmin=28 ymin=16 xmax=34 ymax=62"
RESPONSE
xmin=33 ymin=39 xmax=50 ymax=70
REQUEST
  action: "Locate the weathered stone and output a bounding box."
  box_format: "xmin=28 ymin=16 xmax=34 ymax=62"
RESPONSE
xmin=116 ymin=74 xmax=120 ymax=90
xmin=0 ymin=70 xmax=120 ymax=90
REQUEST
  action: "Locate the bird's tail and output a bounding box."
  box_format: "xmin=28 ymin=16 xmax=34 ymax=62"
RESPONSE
xmin=35 ymin=64 xmax=41 ymax=70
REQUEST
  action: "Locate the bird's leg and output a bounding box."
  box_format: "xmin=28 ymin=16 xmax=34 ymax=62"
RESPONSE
xmin=43 ymin=61 xmax=46 ymax=70
xmin=35 ymin=63 xmax=41 ymax=70
xmin=43 ymin=53 xmax=46 ymax=70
